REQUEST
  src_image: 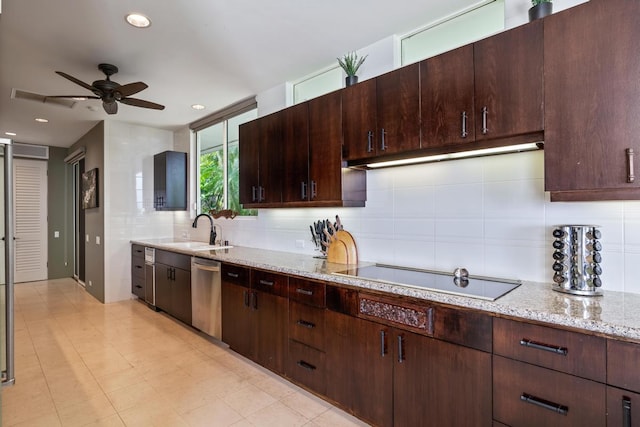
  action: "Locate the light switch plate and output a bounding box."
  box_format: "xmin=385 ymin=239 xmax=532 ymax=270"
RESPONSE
xmin=96 ymin=236 xmax=100 ymax=245
xmin=86 ymin=234 xmax=89 ymax=242
xmin=54 ymin=231 xmax=59 ymax=238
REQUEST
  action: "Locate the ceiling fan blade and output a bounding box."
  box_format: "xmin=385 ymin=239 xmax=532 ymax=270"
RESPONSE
xmin=116 ymin=82 xmax=148 ymax=97
xmin=55 ymin=71 xmax=95 ymax=92
xmin=103 ymin=101 xmax=118 ymax=115
xmin=120 ymin=97 xmax=165 ymax=110
xmin=45 ymin=95 xmax=101 ymax=99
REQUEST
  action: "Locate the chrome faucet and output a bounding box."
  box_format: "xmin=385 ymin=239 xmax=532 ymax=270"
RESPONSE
xmin=192 ymin=213 xmax=216 ymax=245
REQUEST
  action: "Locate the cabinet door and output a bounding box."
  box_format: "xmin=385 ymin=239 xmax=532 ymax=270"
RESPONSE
xmin=376 ymin=63 xmax=421 ymax=155
xmin=239 ymin=119 xmax=261 ymax=205
xmin=155 ymin=263 xmax=172 ymax=313
xmin=253 ymin=291 xmax=287 ymax=374
xmin=308 ymin=91 xmax=343 ymax=203
xmin=281 ymin=102 xmax=309 ymax=203
xmin=221 ymin=281 xmax=253 ymax=358
xmin=544 ymin=0 xmax=640 ymax=195
xmin=342 ymin=78 xmax=377 ymax=161
xmin=325 ymin=311 xmax=393 ymax=427
xmin=171 ymin=267 xmax=191 ymax=325
xmin=421 ymin=45 xmax=475 ymax=148
xmin=393 ymin=330 xmax=492 ymax=427
xmin=259 ymin=113 xmax=283 ymax=204
xmin=474 ymin=19 xmax=543 ymax=141
xmin=607 ymin=386 xmax=639 ymax=427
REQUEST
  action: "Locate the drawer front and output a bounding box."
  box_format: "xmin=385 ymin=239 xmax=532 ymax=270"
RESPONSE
xmin=288 ymin=278 xmax=325 ymax=308
xmin=493 ymin=355 xmax=606 ymax=427
xmin=608 ymin=339 xmax=640 ymax=393
xmin=286 ymin=339 xmax=326 ymax=394
xmin=221 ymin=263 xmax=250 ymax=288
xmin=252 ymin=270 xmax=288 ymax=297
xmin=131 ymin=257 xmax=145 ymax=280
xmin=493 ymin=317 xmax=606 ymax=382
xmin=156 ymin=249 xmax=191 ymax=270
xmin=131 ymin=274 xmax=145 ymax=298
xmin=289 ymin=302 xmax=325 ymax=351
xmin=607 ymin=386 xmax=640 ymax=427
xmin=132 ymin=244 xmax=145 ymax=258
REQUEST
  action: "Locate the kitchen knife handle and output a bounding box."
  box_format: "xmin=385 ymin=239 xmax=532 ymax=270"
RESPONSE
xmin=627 ymin=148 xmax=635 ymax=183
xmin=367 ymin=130 xmax=374 ymax=153
xmin=397 ymin=335 xmax=405 ymax=363
xmin=461 ymin=111 xmax=468 ymax=138
xmin=380 ymin=128 xmax=387 ymax=151
xmin=310 ymin=181 xmax=317 ymax=199
xmin=623 ymin=396 xmax=632 ymax=427
xmin=481 ymin=106 xmax=489 ymax=135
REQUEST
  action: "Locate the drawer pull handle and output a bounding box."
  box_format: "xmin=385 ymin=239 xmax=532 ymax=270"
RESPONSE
xmin=135 ymin=285 xmax=143 ymax=289
xmin=623 ymin=396 xmax=632 ymax=427
xmin=243 ymin=290 xmax=249 ymax=308
xmin=296 ymin=288 xmax=313 ymax=296
xmin=135 ymin=265 xmax=143 ymax=269
xmin=227 ymin=272 xmax=240 ymax=278
xmin=520 ymin=393 xmax=568 ymax=416
xmin=296 ymin=319 xmax=315 ymax=329
xmin=296 ymin=360 xmax=316 ymax=371
xmin=520 ymin=339 xmax=568 ymax=356
xmin=259 ymin=279 xmax=274 ymax=286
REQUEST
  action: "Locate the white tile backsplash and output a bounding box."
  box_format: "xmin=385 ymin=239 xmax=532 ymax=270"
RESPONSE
xmin=166 ymin=149 xmax=640 ymax=296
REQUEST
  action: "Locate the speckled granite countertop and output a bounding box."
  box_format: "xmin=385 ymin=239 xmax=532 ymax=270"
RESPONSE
xmin=133 ymin=239 xmax=640 ymax=342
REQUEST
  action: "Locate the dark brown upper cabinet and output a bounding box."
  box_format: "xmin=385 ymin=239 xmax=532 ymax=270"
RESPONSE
xmin=420 ymin=20 xmax=543 ymax=153
xmin=544 ymin=0 xmax=640 ymax=201
xmin=239 ymin=91 xmax=365 ymax=209
xmin=238 ymin=113 xmax=283 ymax=206
xmin=342 ymin=63 xmax=421 ymax=162
xmin=154 ymin=150 xmax=187 ymax=211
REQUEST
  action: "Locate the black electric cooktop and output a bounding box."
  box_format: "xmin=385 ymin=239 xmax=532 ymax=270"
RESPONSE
xmin=333 ymin=264 xmax=521 ymax=301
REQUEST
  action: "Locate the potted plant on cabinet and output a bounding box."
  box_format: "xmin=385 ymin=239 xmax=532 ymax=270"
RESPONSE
xmin=337 ymin=52 xmax=368 ymax=87
xmin=529 ymin=0 xmax=552 ymax=21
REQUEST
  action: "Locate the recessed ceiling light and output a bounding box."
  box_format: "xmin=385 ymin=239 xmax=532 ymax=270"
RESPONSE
xmin=35 ymin=118 xmax=49 ymax=123
xmin=126 ymin=13 xmax=151 ymax=28
xmin=5 ymin=132 xmax=16 ymax=136
xmin=191 ymin=104 xmax=206 ymax=110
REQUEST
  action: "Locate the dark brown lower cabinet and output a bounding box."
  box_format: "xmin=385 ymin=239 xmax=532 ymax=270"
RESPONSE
xmin=607 ymin=386 xmax=639 ymax=427
xmin=493 ymin=355 xmax=606 ymax=426
xmin=155 ymin=262 xmax=191 ymax=325
xmin=221 ymin=280 xmax=253 ymax=357
xmin=326 ymin=310 xmax=491 ymax=427
xmin=253 ymin=290 xmax=287 ymax=373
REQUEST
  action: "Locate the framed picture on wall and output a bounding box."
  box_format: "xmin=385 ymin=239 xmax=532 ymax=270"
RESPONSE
xmin=82 ymin=168 xmax=99 ymax=209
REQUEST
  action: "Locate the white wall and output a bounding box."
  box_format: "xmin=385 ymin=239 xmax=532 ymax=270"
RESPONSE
xmin=104 ymin=121 xmax=175 ymax=303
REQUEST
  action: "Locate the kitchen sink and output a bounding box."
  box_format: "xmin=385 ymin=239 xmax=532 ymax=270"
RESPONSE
xmin=161 ymin=241 xmax=233 ymax=251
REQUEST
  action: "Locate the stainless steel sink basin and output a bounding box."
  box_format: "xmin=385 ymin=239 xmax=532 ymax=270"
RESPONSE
xmin=161 ymin=241 xmax=233 ymax=251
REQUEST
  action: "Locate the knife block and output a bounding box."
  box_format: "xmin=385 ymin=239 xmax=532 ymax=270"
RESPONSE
xmin=327 ymin=230 xmax=357 ymax=264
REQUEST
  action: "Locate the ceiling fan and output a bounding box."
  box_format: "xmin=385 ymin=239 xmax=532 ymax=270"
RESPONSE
xmin=47 ymin=63 xmax=165 ymax=115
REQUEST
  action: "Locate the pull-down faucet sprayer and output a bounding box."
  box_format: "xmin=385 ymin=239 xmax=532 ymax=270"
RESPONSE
xmin=192 ymin=213 xmax=216 ymax=245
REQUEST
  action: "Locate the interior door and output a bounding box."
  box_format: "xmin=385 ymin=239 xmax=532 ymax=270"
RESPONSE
xmin=14 ymin=158 xmax=47 ymax=283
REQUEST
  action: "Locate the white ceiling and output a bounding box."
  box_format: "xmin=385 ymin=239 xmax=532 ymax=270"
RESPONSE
xmin=0 ymin=0 xmax=485 ymax=148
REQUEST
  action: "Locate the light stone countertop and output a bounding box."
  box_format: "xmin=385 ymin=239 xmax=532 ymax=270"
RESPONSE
xmin=133 ymin=239 xmax=640 ymax=343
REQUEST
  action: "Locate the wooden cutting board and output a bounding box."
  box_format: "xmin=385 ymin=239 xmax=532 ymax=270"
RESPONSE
xmin=326 ymin=238 xmax=348 ymax=264
xmin=335 ymin=230 xmax=357 ymax=264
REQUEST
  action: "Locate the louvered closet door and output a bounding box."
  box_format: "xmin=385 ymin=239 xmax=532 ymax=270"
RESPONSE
xmin=14 ymin=158 xmax=47 ymax=283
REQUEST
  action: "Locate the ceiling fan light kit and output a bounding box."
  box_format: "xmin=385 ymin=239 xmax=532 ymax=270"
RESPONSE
xmin=48 ymin=63 xmax=165 ymax=115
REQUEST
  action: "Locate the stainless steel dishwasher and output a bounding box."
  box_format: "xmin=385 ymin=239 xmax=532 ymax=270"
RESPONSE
xmin=191 ymin=257 xmax=222 ymax=340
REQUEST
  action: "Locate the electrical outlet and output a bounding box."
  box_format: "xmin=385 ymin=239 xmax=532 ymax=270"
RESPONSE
xmin=295 ymin=239 xmax=305 ymax=249
xmin=54 ymin=231 xmax=59 ymax=238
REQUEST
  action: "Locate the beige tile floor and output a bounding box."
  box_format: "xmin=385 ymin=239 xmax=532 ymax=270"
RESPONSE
xmin=1 ymin=278 xmax=369 ymax=427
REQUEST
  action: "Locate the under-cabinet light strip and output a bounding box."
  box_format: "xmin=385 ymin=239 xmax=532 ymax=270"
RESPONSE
xmin=366 ymin=142 xmax=541 ymax=168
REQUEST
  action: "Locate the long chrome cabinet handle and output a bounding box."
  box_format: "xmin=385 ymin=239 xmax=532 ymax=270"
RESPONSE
xmin=627 ymin=148 xmax=635 ymax=183
xmin=623 ymin=396 xmax=632 ymax=427
xmin=380 ymin=128 xmax=387 ymax=151
xmin=301 ymin=182 xmax=307 ymax=200
xmin=380 ymin=330 xmax=386 ymax=357
xmin=520 ymin=393 xmax=568 ymax=416
xmin=397 ymin=335 xmax=404 ymax=363
xmin=520 ymin=338 xmax=568 ymax=356
xmin=310 ymin=180 xmax=317 ymax=199
xmin=461 ymin=111 xmax=468 ymax=138
xmin=367 ymin=130 xmax=374 ymax=153
xmin=481 ymin=106 xmax=489 ymax=135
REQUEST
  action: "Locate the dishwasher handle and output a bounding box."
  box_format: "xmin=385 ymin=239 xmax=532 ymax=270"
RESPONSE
xmin=191 ymin=258 xmax=221 ymax=272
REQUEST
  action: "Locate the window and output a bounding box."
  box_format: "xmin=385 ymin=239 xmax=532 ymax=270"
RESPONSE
xmin=292 ymin=66 xmax=343 ymax=105
xmin=193 ymin=103 xmax=257 ymax=216
xmin=401 ymin=0 xmax=505 ymax=65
